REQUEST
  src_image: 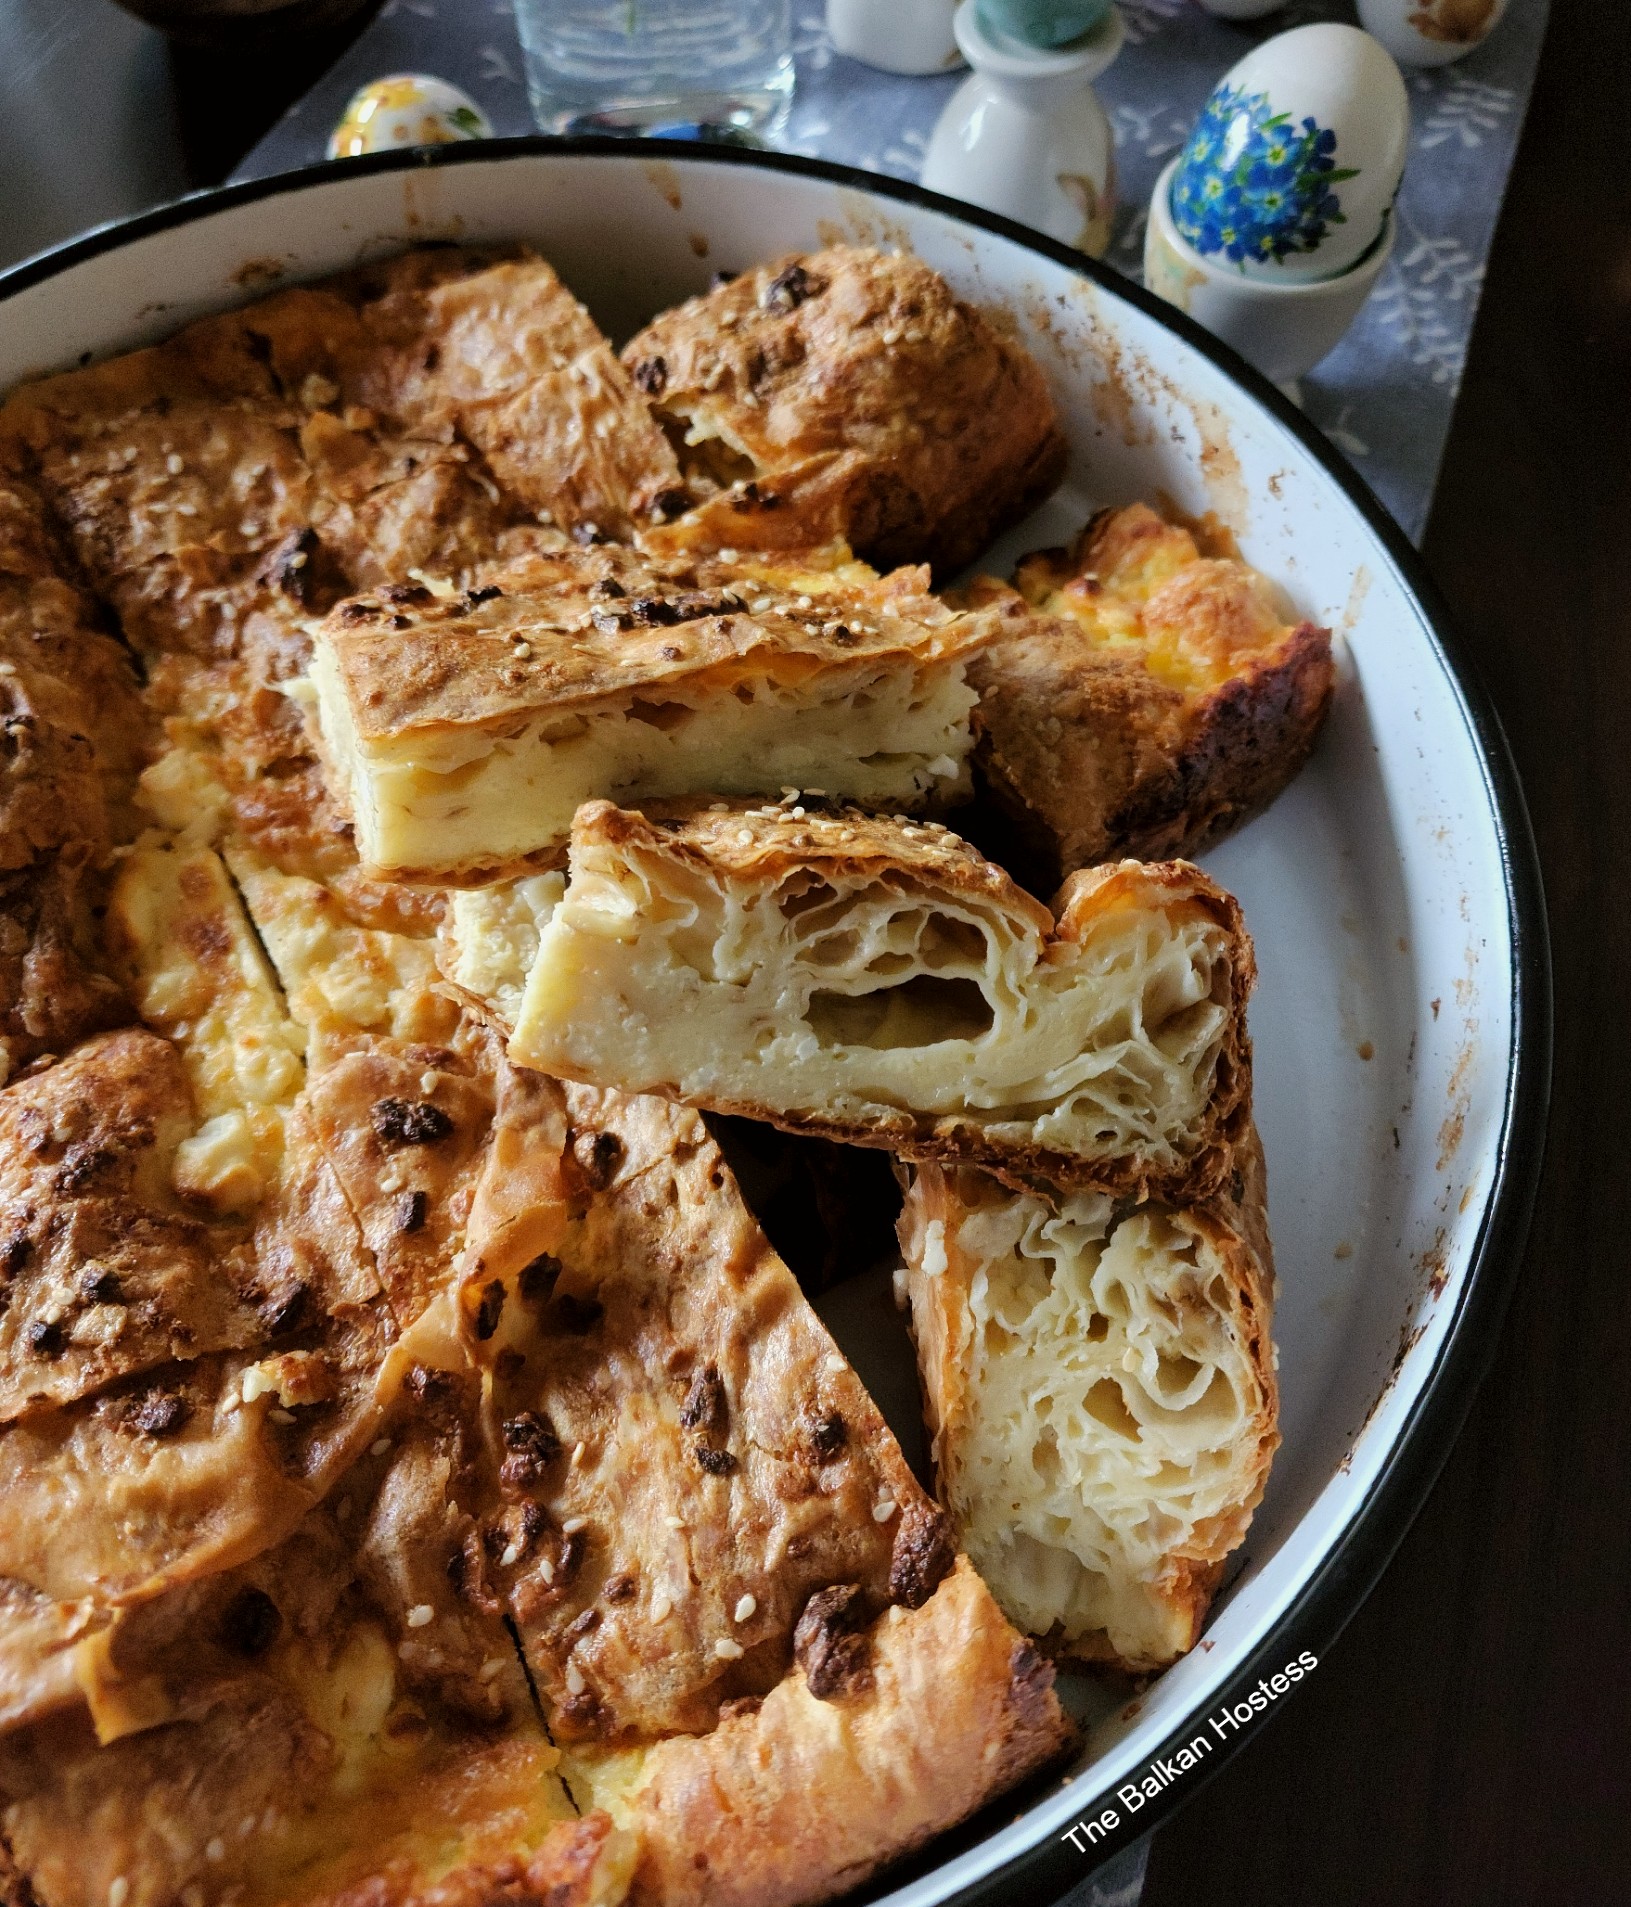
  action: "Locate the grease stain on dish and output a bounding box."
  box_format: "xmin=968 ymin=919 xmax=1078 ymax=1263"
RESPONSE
xmin=231 ymin=257 xmax=293 ymax=292
xmin=641 ymin=160 xmax=684 ymax=212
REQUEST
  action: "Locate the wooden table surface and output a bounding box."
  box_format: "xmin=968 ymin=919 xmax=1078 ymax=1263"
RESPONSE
xmin=1144 ymin=2 xmax=1627 ymax=1901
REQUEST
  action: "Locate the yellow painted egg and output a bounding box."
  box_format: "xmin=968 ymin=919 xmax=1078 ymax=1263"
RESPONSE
xmin=328 ymin=74 xmax=492 ymax=161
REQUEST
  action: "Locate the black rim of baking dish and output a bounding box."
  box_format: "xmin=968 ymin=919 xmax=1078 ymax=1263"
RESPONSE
xmin=0 ymin=137 xmax=1553 ymax=1904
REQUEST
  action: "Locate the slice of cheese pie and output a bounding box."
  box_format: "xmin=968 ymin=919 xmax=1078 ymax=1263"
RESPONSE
xmin=306 ymin=547 xmax=999 ymax=883
xmin=966 ymin=503 xmax=1334 ymax=883
xmin=455 ymin=1064 xmax=1077 ymax=1904
xmin=477 ymin=800 xmax=1254 ymax=1202
xmin=624 ymin=245 xmax=1066 ymax=576
xmin=898 ymin=1140 xmax=1279 ymax=1672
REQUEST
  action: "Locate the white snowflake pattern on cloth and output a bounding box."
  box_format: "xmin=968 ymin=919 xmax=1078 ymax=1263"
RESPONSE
xmin=793 ymin=10 xmax=836 ymax=72
xmin=476 ymin=42 xmax=521 ymax=85
xmin=1118 ymin=0 xmax=1186 ymax=48
xmin=1366 ymin=211 xmax=1486 ymax=393
xmin=1109 ymin=101 xmax=1188 ymax=160
xmin=1417 ymin=74 xmax=1516 ymax=152
xmin=1110 ymin=204 xmax=1149 ymax=280
xmin=1321 ymin=407 xmax=1371 ymax=461
xmin=883 ymin=126 xmax=929 ymax=177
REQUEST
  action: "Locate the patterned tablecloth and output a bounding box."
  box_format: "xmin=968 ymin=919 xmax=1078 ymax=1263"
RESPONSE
xmin=236 ymin=0 xmax=1548 ymax=543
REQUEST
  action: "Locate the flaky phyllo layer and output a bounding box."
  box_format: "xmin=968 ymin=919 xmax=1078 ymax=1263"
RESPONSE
xmin=305 ymin=545 xmax=998 ymax=882
xmin=900 ymin=1157 xmax=1279 ymax=1672
xmin=490 ymin=802 xmax=1254 ymax=1199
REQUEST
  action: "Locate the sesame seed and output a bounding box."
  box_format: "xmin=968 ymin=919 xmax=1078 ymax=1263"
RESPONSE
xmin=241 ymin=1366 xmax=276 ymax=1404
xmin=564 ymin=1662 xmax=586 ymax=1695
xmin=268 ymin=1408 xmax=295 ymax=1425
xmin=500 ymin=1539 xmax=522 ymax=1566
xmin=873 ymin=1495 xmax=897 ymax=1523
xmin=664 ymin=1514 xmax=686 ymax=1530
xmin=166 ymin=453 xmax=184 ymax=475
xmin=718 ymin=547 xmax=738 ymax=561
xmin=239 ymin=1815 xmax=258 ymax=1838
xmin=512 ymin=641 xmax=533 ymax=659
xmin=570 ymin=1440 xmax=586 ymax=1467
xmin=205 ymin=1838 xmax=225 ymax=1863
xmin=539 ymin=1557 xmax=556 ymax=1584
xmin=734 ymin=1593 xmax=756 ymax=1622
xmin=371 ymin=1438 xmax=391 ymax=1457
xmin=418 ymin=1071 xmax=438 ymax=1094
xmin=109 ymin=1883 xmax=130 ymax=1907
xmin=406 ymin=1604 xmax=434 ymax=1628
xmin=175 ymin=502 xmax=198 ymax=517
xmin=481 ymin=1656 xmax=508 ymax=1679
xmin=795 ymin=596 xmax=813 ymax=609
xmin=561 ymin=1515 xmax=587 ymax=1534
xmin=714 ymin=1637 xmax=744 ymax=1661
xmin=651 ymin=1589 xmax=673 ymax=1621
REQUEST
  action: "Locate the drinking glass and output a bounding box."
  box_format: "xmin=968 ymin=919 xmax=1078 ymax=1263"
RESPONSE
xmin=516 ymin=0 xmax=795 ymax=141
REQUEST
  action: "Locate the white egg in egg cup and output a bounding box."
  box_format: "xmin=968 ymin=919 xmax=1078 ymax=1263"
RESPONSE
xmin=1144 ymin=153 xmax=1397 ymax=394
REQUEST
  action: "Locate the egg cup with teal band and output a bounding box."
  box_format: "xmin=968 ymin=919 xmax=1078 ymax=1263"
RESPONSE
xmin=974 ymin=0 xmax=1114 ymax=48
xmin=922 ymin=0 xmax=1124 ymax=257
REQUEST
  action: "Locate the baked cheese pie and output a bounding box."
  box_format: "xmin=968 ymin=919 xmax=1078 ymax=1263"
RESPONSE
xmin=898 ymin=1140 xmax=1279 ymax=1672
xmin=624 ymin=245 xmax=1067 ymax=575
xmin=477 ymin=799 xmax=1254 ymax=1201
xmin=966 ymin=502 xmax=1334 ymax=882
xmin=305 ymin=545 xmax=1001 ymax=882
xmin=0 ymin=236 xmax=1312 ymax=1906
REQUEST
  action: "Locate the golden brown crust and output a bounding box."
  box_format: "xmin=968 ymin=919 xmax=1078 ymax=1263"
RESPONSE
xmin=0 ymin=1029 xmax=262 ymax=1422
xmin=623 ymin=1559 xmax=1075 ymax=1907
xmin=625 ymin=247 xmax=1066 ymax=574
xmin=581 ymin=796 xmax=1054 ymax=934
xmin=968 ymin=503 xmax=1335 ymax=881
xmin=314 ymin=545 xmax=992 ymax=747
xmin=301 ymin=1041 xmax=496 ymax=1330
xmin=0 ymin=466 xmax=143 ymax=1080
xmin=464 ymin=1072 xmax=942 ymax=1746
xmin=0 ymin=247 xmax=677 ymax=667
xmin=307 ymin=1814 xmax=632 ymax=1907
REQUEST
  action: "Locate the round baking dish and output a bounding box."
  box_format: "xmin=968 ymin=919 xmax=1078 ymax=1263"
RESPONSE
xmin=0 ymin=141 xmax=1550 ymax=1906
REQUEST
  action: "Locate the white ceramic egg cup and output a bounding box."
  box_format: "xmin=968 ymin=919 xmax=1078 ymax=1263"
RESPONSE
xmin=1144 ymin=154 xmax=1396 ymax=396
xmin=827 ymin=0 xmax=963 ymax=75
xmin=921 ymin=0 xmax=1125 ymax=258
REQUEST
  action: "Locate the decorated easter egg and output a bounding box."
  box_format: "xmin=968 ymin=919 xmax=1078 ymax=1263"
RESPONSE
xmin=328 ymin=75 xmax=492 ymax=161
xmin=1168 ymin=23 xmax=1409 ymax=284
xmin=1356 ymin=0 xmax=1510 ymax=69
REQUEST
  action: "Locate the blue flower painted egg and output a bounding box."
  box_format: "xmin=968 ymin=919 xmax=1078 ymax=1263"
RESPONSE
xmin=1169 ymin=23 xmax=1409 ymax=284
